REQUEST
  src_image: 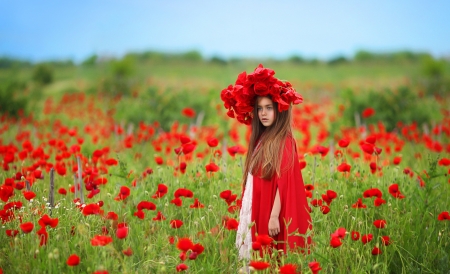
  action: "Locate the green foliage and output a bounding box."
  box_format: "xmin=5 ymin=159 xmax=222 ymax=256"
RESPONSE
xmin=0 ymin=57 xmax=31 ymax=69
xmin=81 ymin=54 xmax=98 ymax=66
xmin=421 ymin=56 xmax=446 ymax=79
xmin=32 ymin=63 xmax=54 ymax=85
xmin=100 ymin=56 xmax=136 ymax=97
xmin=339 ymin=86 xmax=441 ymax=132
xmin=0 ymin=79 xmax=28 ymax=116
xmin=327 ymin=55 xmax=348 ymax=65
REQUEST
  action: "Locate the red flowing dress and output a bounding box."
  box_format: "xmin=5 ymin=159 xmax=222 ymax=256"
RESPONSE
xmin=251 ymin=136 xmax=312 ymax=253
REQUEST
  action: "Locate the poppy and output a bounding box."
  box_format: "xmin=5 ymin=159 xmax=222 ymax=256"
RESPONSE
xmin=153 ymin=211 xmax=166 ymax=221
xmin=205 ymin=163 xmax=219 ymax=172
xmin=137 ymin=201 xmax=156 ymax=211
xmin=311 ymin=199 xmax=323 ymax=207
xmin=179 ymin=251 xmax=187 ymax=261
xmin=116 ymin=226 xmax=129 ymax=239
xmin=331 ymin=227 xmax=346 ymax=239
xmin=154 ymin=156 xmax=164 ymax=165
xmin=38 ymin=214 xmax=58 ymax=228
xmin=23 ymin=191 xmax=36 ymax=201
xmin=337 ymin=163 xmax=351 ymax=173
xmin=91 ymin=235 xmax=113 ymax=246
xmin=192 ymin=243 xmax=204 ymax=255
xmin=362 ymin=107 xmax=375 ymax=118
xmin=338 ymin=139 xmax=350 ymax=148
xmin=20 ymin=222 xmax=34 ymax=233
xmin=299 ymin=161 xmax=307 ymax=169
xmin=225 ymin=218 xmax=239 ymax=230
xmin=361 ymin=234 xmax=373 ymax=244
xmin=122 ymin=247 xmax=133 ymax=256
xmin=82 ymin=203 xmax=102 ymax=216
xmin=36 ymin=226 xmax=48 ymax=246
xmin=189 ymin=198 xmax=204 ymax=208
xmin=249 ymin=261 xmax=270 ymax=270
xmin=437 ymin=211 xmax=450 ymax=221
xmin=352 ymin=198 xmax=367 ymax=208
xmin=373 ymin=220 xmax=387 ymax=228
xmin=363 ymin=188 xmax=382 ymax=199
xmin=207 ymin=137 xmax=219 ymax=147
xmin=170 ymin=197 xmax=183 ymax=207
xmin=308 ymin=261 xmax=322 ymax=274
xmin=181 ymin=143 xmax=196 ymax=155
xmin=256 ymin=234 xmax=273 ymax=246
xmin=372 ymin=247 xmax=382 ymax=255
xmin=177 ymin=237 xmax=194 ymax=252
xmin=188 ymin=251 xmax=198 ymax=260
xmin=134 ymin=210 xmax=145 ymax=219
xmin=321 ymin=205 xmax=330 ymax=214
xmin=105 ymin=158 xmax=118 ymax=166
xmin=351 ymin=231 xmax=360 ymax=241
xmin=361 ymin=143 xmax=374 ymax=155
xmin=67 ymin=254 xmax=80 ymax=266
xmin=105 ymin=211 xmax=118 ymax=220
xmin=330 ymin=235 xmax=342 ymax=248
xmin=58 ymin=187 xmax=67 ymax=195
xmin=176 ymin=263 xmax=188 ymax=272
xmin=279 ymin=264 xmax=298 ymax=274
xmin=381 ymin=236 xmax=391 ymax=246
xmin=388 ymin=184 xmax=405 ymax=199
xmin=374 ymin=197 xmax=386 ymax=207
xmin=393 ymin=156 xmax=402 ymax=165
xmin=181 ymin=107 xmax=196 ymax=118
xmin=179 ymin=135 xmax=191 ymax=144
xmin=170 ymin=219 xmax=183 ymax=228
xmin=152 ymin=184 xmax=168 ymax=199
xmin=438 ymin=158 xmax=450 ymax=166
xmin=252 ymin=241 xmax=262 ymax=250
xmin=115 ymin=186 xmax=130 ymax=201
xmin=6 ymin=229 xmax=19 ymax=237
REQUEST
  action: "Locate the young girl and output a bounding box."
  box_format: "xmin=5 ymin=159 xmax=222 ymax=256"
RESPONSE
xmin=220 ymin=64 xmax=312 ymax=259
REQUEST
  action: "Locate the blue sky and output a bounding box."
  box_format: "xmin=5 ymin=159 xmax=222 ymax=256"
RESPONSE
xmin=1 ymin=0 xmax=449 ymax=62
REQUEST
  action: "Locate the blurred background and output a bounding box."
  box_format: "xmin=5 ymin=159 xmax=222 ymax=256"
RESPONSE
xmin=1 ymin=0 xmax=449 ymax=133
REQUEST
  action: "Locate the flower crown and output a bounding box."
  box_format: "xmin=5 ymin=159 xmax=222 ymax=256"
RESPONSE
xmin=220 ymin=64 xmax=303 ymax=125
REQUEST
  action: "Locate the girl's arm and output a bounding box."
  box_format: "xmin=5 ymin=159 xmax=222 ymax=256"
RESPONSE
xmin=268 ymin=188 xmax=281 ymax=236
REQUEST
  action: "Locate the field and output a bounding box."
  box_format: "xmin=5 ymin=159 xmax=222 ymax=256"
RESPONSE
xmin=0 ymin=58 xmax=449 ymax=273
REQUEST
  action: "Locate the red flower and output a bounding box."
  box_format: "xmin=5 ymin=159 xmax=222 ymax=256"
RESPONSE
xmin=225 ymin=218 xmax=239 ymax=230
xmin=363 ymin=188 xmax=383 ymax=198
xmin=91 ymin=235 xmax=113 ymax=246
xmin=438 ymin=158 xmax=450 ymax=166
xmin=372 ymin=247 xmax=382 ymax=255
xmin=177 ymin=237 xmax=194 ymax=252
xmin=311 ymin=199 xmax=323 ymax=207
xmin=362 ymin=107 xmax=375 ymax=118
xmin=361 ymin=143 xmax=374 ymax=155
xmin=181 ymin=107 xmax=196 ymax=118
xmin=67 ymin=254 xmax=80 ymax=266
xmin=365 ymin=135 xmax=376 ymax=144
xmin=37 ymin=226 xmax=48 ymax=246
xmin=192 ymin=243 xmax=204 ymax=255
xmin=373 ymin=219 xmax=387 ymax=228
xmin=331 ymin=227 xmax=346 ymax=239
xmin=361 ymin=234 xmax=373 ymax=244
xmin=321 ymin=205 xmax=330 ymax=214
xmin=338 ymin=139 xmax=350 ymax=148
xmin=38 ymin=214 xmax=58 ymax=228
xmin=181 ymin=143 xmax=196 ymax=155
xmin=252 ymin=241 xmax=261 ymax=250
xmin=308 ymin=261 xmax=322 ymax=274
xmin=176 ymin=263 xmax=189 ymax=272
xmin=393 ymin=156 xmax=402 ymax=165
xmin=227 ymin=145 xmax=246 ymax=157
xmin=207 ymin=137 xmax=219 ymax=147
xmin=134 ymin=210 xmax=145 ymax=219
xmin=153 ymin=211 xmax=166 ymax=221
xmin=299 ymin=161 xmax=306 ymax=169
xmin=352 ymin=198 xmax=367 ymax=208
xmin=249 ymin=261 xmax=270 ymax=270
xmin=279 ymin=264 xmax=298 ymax=274
xmin=437 ymin=211 xmax=450 ymax=221
xmin=388 ymin=184 xmax=405 ymax=199
xmin=170 ymin=219 xmax=183 ymax=228
xmin=116 ymin=226 xmax=129 ymax=239
xmin=256 ymin=234 xmax=273 ymax=246
xmin=82 ymin=203 xmax=102 ymax=216
xmin=205 ymin=162 xmax=220 ymax=172
xmin=20 ymin=222 xmax=34 ymax=233
xmin=312 ymin=145 xmax=329 ymax=157
xmin=58 ymin=187 xmax=67 ymax=195
xmin=154 ymin=156 xmax=164 ymax=165
xmin=105 ymin=158 xmax=118 ymax=166
xmin=381 ymin=236 xmax=391 ymax=246
xmin=219 ymin=190 xmax=237 ymax=206
xmin=152 ymin=184 xmax=168 ymax=199
xmin=6 ymin=229 xmax=19 ymax=237
xmin=115 ymin=186 xmax=130 ymax=201
xmin=137 ymin=201 xmax=156 ymax=211
xmin=189 ymin=198 xmax=204 ymax=208
xmin=374 ymin=197 xmax=386 ymax=207
xmin=23 ymin=190 xmax=36 ymax=201
xmin=337 ymin=163 xmax=351 ymax=173
xmin=351 ymin=231 xmax=360 ymax=241
xmin=330 ymin=237 xmax=342 ymax=248
xmin=106 ymin=211 xmax=118 ymax=220
xmin=170 ymin=197 xmax=183 ymax=207
xmin=122 ymin=247 xmax=133 ymax=256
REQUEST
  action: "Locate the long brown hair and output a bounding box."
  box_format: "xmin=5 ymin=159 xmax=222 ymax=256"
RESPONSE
xmin=242 ymin=96 xmax=295 ymax=186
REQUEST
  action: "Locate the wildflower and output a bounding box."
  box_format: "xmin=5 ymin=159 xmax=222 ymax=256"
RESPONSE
xmin=249 ymin=261 xmax=270 ymax=270
xmin=170 ymin=219 xmax=183 ymax=228
xmin=381 ymin=236 xmax=391 ymax=246
xmin=279 ymin=264 xmax=298 ymax=274
xmin=207 ymin=137 xmax=219 ymax=147
xmin=437 ymin=211 xmax=450 ymax=221
xmin=351 ymin=231 xmax=360 ymax=241
xmin=189 ymin=198 xmax=204 ymax=208
xmin=20 ymin=222 xmax=34 ymax=233
xmin=116 ymin=225 xmax=129 ymax=239
xmin=361 ymin=234 xmax=373 ymax=244
xmin=205 ymin=163 xmax=220 ymax=173
xmin=372 ymin=246 xmax=382 ymax=255
xmin=176 ymin=263 xmax=188 ymax=272
xmin=177 ymin=238 xmax=194 ymax=252
xmin=388 ymin=184 xmax=405 ymax=199
xmin=225 ymin=218 xmax=239 ymax=230
xmin=338 ymin=139 xmax=350 ymax=148
xmin=352 ymin=198 xmax=367 ymax=208
xmin=330 ymin=237 xmax=342 ymax=248
xmin=66 ymin=254 xmax=80 ymax=266
xmin=373 ymin=220 xmax=387 ymax=229
xmin=91 ymin=235 xmax=113 ymax=246
xmin=337 ymin=163 xmax=351 ymax=173
xmin=308 ymin=261 xmax=322 ymax=274
xmin=122 ymin=247 xmax=133 ymax=256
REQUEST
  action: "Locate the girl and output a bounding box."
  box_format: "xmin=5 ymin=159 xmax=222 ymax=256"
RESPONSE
xmin=220 ymin=64 xmax=312 ymax=260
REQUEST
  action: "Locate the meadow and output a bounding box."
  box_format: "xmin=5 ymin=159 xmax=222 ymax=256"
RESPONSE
xmin=0 ymin=55 xmax=449 ymax=273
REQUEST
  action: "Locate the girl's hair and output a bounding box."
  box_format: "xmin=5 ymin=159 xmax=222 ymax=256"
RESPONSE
xmin=242 ymin=96 xmax=295 ymax=186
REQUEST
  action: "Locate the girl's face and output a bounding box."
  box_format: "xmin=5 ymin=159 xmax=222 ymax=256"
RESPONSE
xmin=257 ymin=96 xmax=275 ymax=127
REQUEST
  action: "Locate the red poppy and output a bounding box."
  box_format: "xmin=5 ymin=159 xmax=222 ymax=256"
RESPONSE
xmin=227 ymin=145 xmax=246 ymax=157
xmin=37 ymin=226 xmax=48 ymax=246
xmin=20 ymin=222 xmax=34 ymax=233
xmin=393 ymin=156 xmax=402 ymax=165
xmin=134 ymin=210 xmax=145 ymax=219
xmin=337 ymin=163 xmax=351 ymax=173
xmin=252 ymin=241 xmax=262 ymax=250
xmin=207 ymin=137 xmax=219 ymax=147
xmin=351 ymin=231 xmax=360 ymax=241
xmin=388 ymin=184 xmax=405 ymax=199
xmin=219 ymin=190 xmax=237 ymax=206
xmin=437 ymin=211 xmax=450 ymax=221
xmin=362 ymin=107 xmax=375 ymax=118
xmin=372 ymin=247 xmax=382 ymax=255
xmin=374 ymin=197 xmax=386 ymax=207
xmin=373 ymin=219 xmax=387 ymax=228
xmin=177 ymin=237 xmax=194 ymax=252
xmin=308 ymin=261 xmax=322 ymax=274
xmin=338 ymin=139 xmax=350 ymax=148
xmin=363 ymin=188 xmax=383 ymax=198
xmin=299 ymin=161 xmax=306 ymax=170
xmin=189 ymin=198 xmax=204 ymax=208
xmin=352 ymin=198 xmax=367 ymax=208
xmin=115 ymin=186 xmax=130 ymax=200
xmin=137 ymin=201 xmax=156 ymax=211
xmin=105 ymin=158 xmax=118 ymax=166
xmin=22 ymin=190 xmax=36 ymax=201
xmin=312 ymin=145 xmax=329 ymax=157
xmin=67 ymin=254 xmax=80 ymax=266
xmin=38 ymin=214 xmax=58 ymax=228
xmin=278 ymin=264 xmax=298 ymax=274
xmin=6 ymin=229 xmax=19 ymax=237
xmin=179 ymin=162 xmax=187 ymax=174
xmin=361 ymin=143 xmax=374 ymax=155
xmin=249 ymin=261 xmax=270 ymax=270
xmin=192 ymin=243 xmax=204 ymax=255
xmin=181 ymin=107 xmax=196 ymax=118
xmin=256 ymin=234 xmax=273 ymax=246
xmin=176 ymin=263 xmax=188 ymax=272
xmin=205 ymin=163 xmax=220 ymax=172
xmin=330 ymin=236 xmax=342 ymax=248
xmin=305 ymin=184 xmax=314 ymax=191
xmin=170 ymin=219 xmax=183 ymax=228
xmin=82 ymin=203 xmax=102 ymax=216
xmin=361 ymin=234 xmax=373 ymax=244
xmin=225 ymin=218 xmax=239 ymax=230
xmin=381 ymin=236 xmax=391 ymax=246
xmin=152 ymin=184 xmax=168 ymax=198
xmin=58 ymin=187 xmax=67 ymax=195
xmin=311 ymin=199 xmax=323 ymax=207
xmin=321 ymin=205 xmax=330 ymax=214
xmin=116 ymin=226 xmax=129 ymax=239
xmin=182 ymin=143 xmax=196 ymax=155
xmin=153 ymin=211 xmax=166 ymax=221
xmin=122 ymin=247 xmax=133 ymax=256
xmin=438 ymin=158 xmax=450 ymax=166
xmin=331 ymin=227 xmax=346 ymax=239
xmin=154 ymin=156 xmax=164 ymax=165
xmin=91 ymin=235 xmax=113 ymax=246
xmin=105 ymin=211 xmax=118 ymax=220
xmin=93 ymin=271 xmax=108 ymax=274
xmin=189 ymin=251 xmax=198 ymax=260
xmin=170 ymin=197 xmax=183 ymax=207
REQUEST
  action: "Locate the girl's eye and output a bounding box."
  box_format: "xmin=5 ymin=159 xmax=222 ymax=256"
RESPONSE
xmin=267 ymin=107 xmax=272 ymax=110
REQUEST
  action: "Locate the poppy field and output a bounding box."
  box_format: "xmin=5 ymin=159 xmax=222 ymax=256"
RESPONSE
xmin=0 ymin=61 xmax=449 ymax=273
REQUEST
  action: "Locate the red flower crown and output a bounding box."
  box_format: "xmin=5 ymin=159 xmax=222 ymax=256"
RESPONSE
xmin=220 ymin=64 xmax=303 ymax=125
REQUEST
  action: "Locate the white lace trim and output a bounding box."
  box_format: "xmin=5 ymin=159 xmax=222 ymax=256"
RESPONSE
xmin=236 ymin=173 xmax=253 ymax=259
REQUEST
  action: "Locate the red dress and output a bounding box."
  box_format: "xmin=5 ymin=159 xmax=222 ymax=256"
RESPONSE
xmin=251 ymin=136 xmax=312 ymax=253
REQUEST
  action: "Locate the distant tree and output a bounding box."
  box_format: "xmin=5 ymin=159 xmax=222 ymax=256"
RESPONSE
xmin=82 ymin=54 xmax=97 ymax=66
xmin=288 ymin=55 xmax=305 ymax=64
xmin=328 ymin=56 xmax=348 ymax=65
xmin=32 ymin=63 xmax=53 ymax=85
xmin=181 ymin=50 xmax=203 ymax=62
xmin=210 ymin=56 xmax=228 ymax=65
